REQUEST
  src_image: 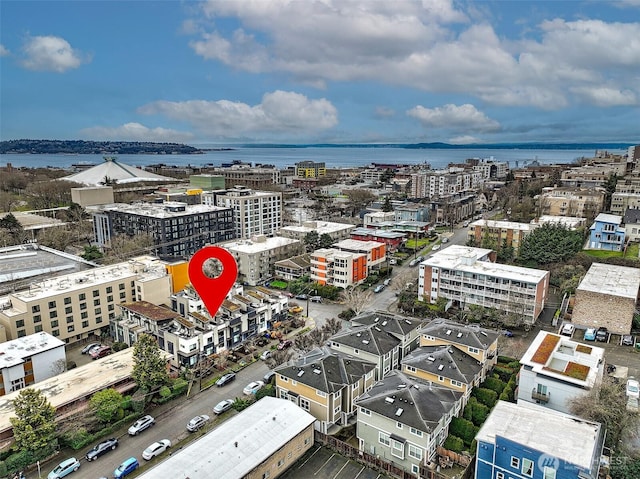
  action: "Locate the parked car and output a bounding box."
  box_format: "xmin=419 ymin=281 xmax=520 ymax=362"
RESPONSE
xmin=90 ymin=346 xmax=112 ymax=360
xmin=263 ymin=371 xmax=276 ymax=384
xmin=85 ymin=438 xmax=118 ymax=461
xmin=295 ymin=294 xmax=308 ymax=300
xmin=48 ymin=458 xmax=80 ymax=479
xmin=389 ymin=259 xmax=397 ymax=265
xmin=596 ymin=327 xmax=609 ymax=342
xmin=432 ymin=244 xmax=441 ymax=251
xmin=373 ymin=284 xmax=385 ymax=293
xmin=310 ymin=295 xmax=323 ymax=303
xmin=113 ymin=457 xmax=139 ymax=478
xmin=277 ymin=339 xmax=292 ymax=350
xmin=142 ymin=439 xmax=171 ymax=460
xmin=216 ymin=373 xmax=236 ymax=387
xmin=383 ymin=278 xmax=392 ymax=286
xmin=560 ymin=323 xmax=575 ymax=337
xmin=243 ymin=380 xmax=265 ymax=395
xmin=213 ymin=399 xmax=234 ymax=415
xmin=186 ymin=415 xmax=210 ymax=432
xmin=81 ymin=342 xmax=101 ymax=354
xmin=463 ymin=221 xmax=470 ymax=227
xmin=442 ymin=237 xmax=449 ymax=243
xmin=289 ymin=306 xmax=303 ymax=314
xmin=127 ymin=415 xmax=155 ymax=436
xmin=502 ymin=330 xmax=514 ymax=338
xmin=584 ymin=328 xmax=597 ymax=341
xmin=627 ymin=378 xmax=640 ymax=399
xmin=259 ymin=350 xmax=272 ymax=361
xmin=622 ymin=334 xmax=635 ymax=346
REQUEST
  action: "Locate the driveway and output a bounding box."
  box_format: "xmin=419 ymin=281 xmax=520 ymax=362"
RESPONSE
xmin=281 ymin=445 xmax=385 ymax=479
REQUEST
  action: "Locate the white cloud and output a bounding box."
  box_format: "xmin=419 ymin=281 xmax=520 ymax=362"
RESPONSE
xmin=186 ymin=2 xmax=640 ymax=110
xmin=138 ymin=90 xmax=338 ymax=137
xmin=79 ymin=123 xmax=194 ymax=142
xmin=20 ymin=35 xmax=87 ymax=72
xmin=374 ymin=106 xmax=396 ymax=118
xmin=571 ymin=86 xmax=637 ymax=107
xmin=0 ymin=45 xmax=9 ymax=57
xmin=407 ymin=103 xmax=500 ymax=132
xmin=448 ymin=135 xmax=481 ymax=144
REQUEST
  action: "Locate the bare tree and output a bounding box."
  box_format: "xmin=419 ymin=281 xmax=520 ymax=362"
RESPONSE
xmin=340 ymin=287 xmax=373 ymax=315
xmin=265 ymin=349 xmax=295 ymax=368
xmin=50 ymin=358 xmax=66 ymax=375
xmin=321 ymin=317 xmax=342 ymax=338
xmin=214 ymin=350 xmax=230 ymax=371
xmin=103 ymin=233 xmax=154 ymax=264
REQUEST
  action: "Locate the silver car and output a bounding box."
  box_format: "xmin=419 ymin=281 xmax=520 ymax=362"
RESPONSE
xmin=127 ymin=415 xmax=155 ymax=435
xmin=213 ymin=399 xmax=234 ymax=415
xmin=186 ymin=414 xmax=210 ymax=432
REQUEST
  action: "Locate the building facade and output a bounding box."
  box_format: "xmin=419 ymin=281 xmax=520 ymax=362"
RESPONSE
xmin=537 ymin=187 xmax=604 ymax=220
xmin=310 ymin=248 xmax=367 ymax=288
xmin=467 ymin=219 xmax=536 ymax=254
xmin=588 ymin=213 xmax=625 ymax=251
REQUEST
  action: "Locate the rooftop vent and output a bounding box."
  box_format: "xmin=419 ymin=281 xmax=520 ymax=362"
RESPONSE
xmin=385 ymin=397 xmax=395 ymax=404
xmin=457 ymin=332 xmax=463 ymax=338
xmin=446 ymin=330 xmax=452 ymax=335
xmin=313 ymin=368 xmax=322 ymax=374
xmin=362 ymin=340 xmax=370 ymax=345
xmin=405 ymin=320 xmax=412 ymax=325
xmin=480 ymin=331 xmax=488 ymax=337
xmin=375 ymin=326 xmax=382 ymax=332
xmin=438 ymin=364 xmax=445 ymax=371
xmin=297 ymin=370 xmax=305 ymax=377
xmin=382 ymin=321 xmax=388 ymax=326
xmin=374 ymin=317 xmax=379 ymax=322
xmin=356 ymin=333 xmax=361 ymax=337
xmin=395 ymin=408 xmax=404 ymax=417
xmin=397 ymin=384 xmax=407 ymax=389
xmin=427 ymin=356 xmax=436 ymax=362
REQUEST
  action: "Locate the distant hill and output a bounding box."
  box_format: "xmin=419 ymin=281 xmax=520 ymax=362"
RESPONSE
xmin=0 ymin=139 xmax=205 ymax=154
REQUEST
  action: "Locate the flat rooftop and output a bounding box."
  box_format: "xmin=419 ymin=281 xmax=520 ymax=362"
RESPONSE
xmin=469 ymin=219 xmax=536 ymax=231
xmin=333 ymin=239 xmax=383 ymax=251
xmin=477 ymin=400 xmax=601 ymax=470
xmin=98 ymin=202 xmax=230 ymax=218
xmin=0 ymin=332 xmax=65 ymax=369
xmin=138 ymin=397 xmax=315 ymax=479
xmin=577 ymin=262 xmax=640 ymax=299
xmin=222 ymin=236 xmax=300 ymax=254
xmin=281 ymin=221 xmax=354 ymax=235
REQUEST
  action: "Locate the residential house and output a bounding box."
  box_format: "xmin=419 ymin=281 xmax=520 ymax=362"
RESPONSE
xmin=624 ymin=208 xmax=640 ymax=242
xmin=475 ymin=400 xmax=605 ymax=479
xmin=275 ymin=347 xmax=376 ymax=433
xmin=418 ymin=246 xmax=550 ymax=325
xmin=394 ymin=203 xmax=430 ymax=223
xmin=419 ymin=318 xmax=499 ymax=380
xmin=571 ymin=262 xmax=640 ymax=335
xmin=0 ymin=332 xmax=65 ymax=396
xmin=328 ymin=324 xmax=401 ymax=380
xmin=274 ymin=254 xmax=312 ymax=281
xmin=350 ymin=312 xmax=424 ymax=359
xmin=588 ymin=213 xmax=625 ymax=251
xmin=517 ymin=331 xmax=604 ymax=414
xmin=355 ymin=370 xmax=462 ymax=475
xmin=401 ymin=345 xmax=483 ymax=408
xmin=363 ymin=211 xmax=396 ymax=228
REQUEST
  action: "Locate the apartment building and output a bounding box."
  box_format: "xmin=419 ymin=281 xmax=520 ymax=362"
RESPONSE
xmin=205 ymin=164 xmax=281 ymax=189
xmin=310 ymin=248 xmax=367 ymax=288
xmin=296 ymin=161 xmax=326 ymax=178
xmin=517 ymin=331 xmax=604 ymax=414
xmin=428 ymin=193 xmax=476 ymax=225
xmin=588 ymin=213 xmax=625 ymax=251
xmin=560 ymin=163 xmax=626 ymax=188
xmin=470 ymin=158 xmax=509 ymax=179
xmin=531 ymin=215 xmax=586 ymax=230
xmin=624 ymin=208 xmax=640 ymax=242
xmin=221 ymin=236 xmax=303 ymax=286
xmin=279 ymin=220 xmax=355 ymax=243
xmin=571 ymin=262 xmax=640 ymax=335
xmin=475 ymin=400 xmax=604 ymax=479
xmin=0 ymin=256 xmax=171 ymax=344
xmin=537 ymin=186 xmax=604 ymax=219
xmin=0 ymin=332 xmax=65 ymax=396
xmin=467 ymin=219 xmax=536 ymax=254
xmin=92 ymin=201 xmax=235 ymax=258
xmin=419 ymin=318 xmax=499 ymax=380
xmin=418 ymin=246 xmax=549 ymax=325
xmin=332 ymin=239 xmax=387 ymax=271
xmin=275 ymin=347 xmax=376 ymax=433
xmin=355 ymin=370 xmax=462 ymax=474
xmin=350 ymin=228 xmax=406 ymax=252
xmin=410 ymin=170 xmax=482 ymax=199
xmin=188 ymin=174 xmax=225 ymax=190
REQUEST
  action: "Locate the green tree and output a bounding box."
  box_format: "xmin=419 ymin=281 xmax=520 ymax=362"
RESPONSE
xmin=518 ymin=223 xmax=584 ymax=266
xmin=497 ymin=238 xmax=515 ymax=263
xmin=318 ymin=233 xmax=334 ymax=248
xmin=81 ymin=245 xmax=104 ymax=261
xmin=9 ymin=388 xmax=57 ymax=454
xmin=603 ymin=173 xmax=618 ymax=211
xmin=90 ymin=388 xmax=124 ymax=423
xmin=381 ymin=196 xmax=393 ymax=212
xmin=303 ymin=231 xmax=319 ymax=251
xmin=131 ymin=334 xmax=169 ymax=393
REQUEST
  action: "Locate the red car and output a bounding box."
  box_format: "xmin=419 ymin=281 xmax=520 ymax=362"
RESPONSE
xmin=91 ymin=346 xmax=112 ymax=360
xmin=277 ymin=340 xmax=292 ymax=351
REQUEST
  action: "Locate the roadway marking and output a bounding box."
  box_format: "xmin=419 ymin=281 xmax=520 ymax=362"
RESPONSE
xmin=353 ymin=466 xmax=365 ymax=479
xmin=332 ymin=459 xmax=349 ymax=479
xmin=298 ymin=446 xmax=321 ymax=469
xmin=314 ymin=452 xmax=336 ymax=475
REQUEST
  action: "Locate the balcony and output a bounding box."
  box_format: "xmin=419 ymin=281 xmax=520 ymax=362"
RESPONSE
xmin=531 ymin=389 xmax=550 ymax=403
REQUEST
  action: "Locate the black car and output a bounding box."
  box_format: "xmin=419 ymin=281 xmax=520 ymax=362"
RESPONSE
xmin=85 ymin=438 xmax=118 ymax=461
xmin=216 ymin=373 xmax=236 ymax=387
xmin=596 ymin=327 xmax=609 ymax=342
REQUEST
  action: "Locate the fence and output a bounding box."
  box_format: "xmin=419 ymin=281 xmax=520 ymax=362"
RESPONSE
xmin=314 ymin=431 xmax=469 ymax=479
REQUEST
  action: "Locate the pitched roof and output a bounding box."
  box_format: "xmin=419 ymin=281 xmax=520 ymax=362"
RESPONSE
xmin=401 ymin=345 xmax=482 ymax=384
xmin=355 ymin=370 xmax=461 ymax=433
xmin=624 ymin=208 xmax=640 ymax=224
xmin=62 ymin=157 xmax=173 ymax=186
xmin=420 ymin=318 xmax=499 ymax=351
xmin=330 ymin=324 xmax=400 ymax=356
xmin=351 ymin=311 xmax=424 ymax=340
xmin=275 ymin=347 xmax=376 ymax=394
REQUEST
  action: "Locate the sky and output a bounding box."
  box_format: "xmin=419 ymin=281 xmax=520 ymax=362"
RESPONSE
xmin=1 ymin=0 xmax=639 ymax=145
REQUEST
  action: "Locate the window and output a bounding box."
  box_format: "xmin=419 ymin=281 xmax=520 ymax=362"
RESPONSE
xmin=51 ymin=320 xmax=59 ymax=328
xmin=17 ymin=330 xmax=26 ymax=338
xmin=406 ymin=365 xmax=416 ymax=372
xmin=411 ymin=464 xmax=419 ymax=474
xmin=31 ymin=305 xmax=40 ymax=313
xmin=379 ymin=432 xmax=390 ymax=446
xmin=408 ymin=444 xmax=422 ymax=460
xmin=79 ymin=293 xmax=86 ymax=300
xmin=107 ymin=295 xmax=113 ymax=302
xmin=93 ymin=299 xmax=100 ymax=306
xmin=82 ymin=321 xmax=89 ymax=328
xmin=67 ymin=325 xmax=75 ymax=333
xmin=299 ymin=398 xmax=310 ymax=411
xmin=410 ymin=427 xmax=423 ymax=437
xmin=496 ymin=473 xmax=504 ymax=479
xmin=52 ymin=329 xmax=59 ymax=337
xmin=317 ymin=390 xmax=326 ymax=397
xmin=511 ymin=457 xmax=520 ymax=469
xmin=277 ymin=459 xmax=284 ymax=467
xmin=360 ymin=407 xmax=371 ymax=416
xmin=96 ymin=316 xmax=102 ymax=324
xmin=48 ymin=301 xmax=56 ymax=309
xmin=396 ymin=422 xmax=403 ymax=429
xmin=95 ymin=307 xmax=101 ymax=315
xmin=65 ymin=306 xmax=73 ymax=314
xmin=81 ymin=312 xmax=88 ymax=319
xmin=93 ymin=290 xmax=99 ymax=297
xmin=33 ymin=315 xmax=41 ymax=324
xmin=120 ymin=292 xmax=126 ymax=299
xmin=107 ymin=286 xmax=113 ymax=293
xmin=35 ymin=325 xmax=43 ymax=333
xmin=49 ymin=310 xmax=57 ymax=319
xmin=522 ymin=458 xmax=534 ymax=477
xmin=262 ymin=473 xmax=270 ymax=479
xmin=391 ymin=439 xmax=404 ymax=458
xmin=280 ymin=375 xmax=288 ymax=382
xmin=64 ymin=297 xmax=71 ymax=305
xmin=468 ymin=347 xmax=479 ymax=354
xmin=66 ymin=317 xmax=73 ymax=324
xmin=80 ymin=302 xmax=87 ymax=310
xmin=543 ymin=467 xmax=556 ymax=479
xmin=451 ymin=380 xmax=463 ymax=387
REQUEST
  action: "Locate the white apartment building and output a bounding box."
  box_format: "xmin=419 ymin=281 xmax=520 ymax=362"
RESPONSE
xmin=517 ymin=331 xmax=605 ymax=414
xmin=208 ymin=186 xmax=283 ymax=239
xmin=418 ymin=246 xmax=549 ymax=325
xmin=0 ymin=332 xmax=65 ymax=396
xmin=0 ymin=256 xmax=172 ymax=344
xmin=410 ymin=170 xmax=482 ymax=199
xmin=221 ymin=236 xmax=303 ymax=286
xmin=310 ymin=248 xmax=367 ymax=289
xmin=280 ymin=220 xmax=355 ymax=243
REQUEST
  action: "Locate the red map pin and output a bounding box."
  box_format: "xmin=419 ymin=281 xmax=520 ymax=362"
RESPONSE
xmin=188 ymin=246 xmax=238 ymax=317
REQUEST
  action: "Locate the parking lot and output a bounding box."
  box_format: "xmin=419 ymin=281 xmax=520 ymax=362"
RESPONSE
xmin=281 ymin=446 xmax=385 ymax=479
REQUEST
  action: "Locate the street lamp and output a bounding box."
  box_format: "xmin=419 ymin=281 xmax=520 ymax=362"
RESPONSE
xmin=306 ymin=288 xmax=317 ymax=318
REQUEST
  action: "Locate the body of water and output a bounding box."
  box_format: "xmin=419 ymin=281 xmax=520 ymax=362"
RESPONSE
xmin=0 ymin=146 xmax=611 ymax=171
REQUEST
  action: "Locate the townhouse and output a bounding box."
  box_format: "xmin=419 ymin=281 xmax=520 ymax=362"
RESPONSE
xmin=275 ymin=347 xmax=377 ymax=433
xmin=350 ymin=312 xmax=424 ymax=359
xmin=517 ymin=331 xmax=604 ymax=414
xmin=355 ymin=370 xmax=462 ymax=475
xmin=418 ymin=246 xmax=549 ymax=326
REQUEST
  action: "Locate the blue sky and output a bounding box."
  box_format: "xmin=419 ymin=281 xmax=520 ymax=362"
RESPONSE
xmin=1 ymin=0 xmax=639 ymax=145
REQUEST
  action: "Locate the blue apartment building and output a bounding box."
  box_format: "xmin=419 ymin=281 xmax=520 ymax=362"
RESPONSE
xmin=475 ymin=401 xmax=604 ymax=479
xmin=588 ymin=213 xmax=625 ymax=251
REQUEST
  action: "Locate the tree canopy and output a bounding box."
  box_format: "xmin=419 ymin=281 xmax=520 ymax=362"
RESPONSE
xmin=90 ymin=388 xmax=124 ymax=423
xmin=10 ymin=388 xmax=57 ymax=454
xmin=518 ymin=223 xmax=584 ymax=265
xmin=132 ymin=334 xmax=169 ymax=393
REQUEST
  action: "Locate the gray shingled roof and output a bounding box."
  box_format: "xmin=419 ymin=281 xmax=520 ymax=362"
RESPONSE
xmin=330 ymin=324 xmax=400 ymax=356
xmin=355 ymin=370 xmax=461 ymax=433
xmin=401 ymin=345 xmax=482 ymax=385
xmin=624 ymin=208 xmax=640 ymax=225
xmin=351 ymin=311 xmax=425 ymax=339
xmin=420 ymin=318 xmax=499 ymax=350
xmin=275 ymin=347 xmax=376 ymax=394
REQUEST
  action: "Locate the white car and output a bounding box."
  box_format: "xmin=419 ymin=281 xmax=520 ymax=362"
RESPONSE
xmin=560 ymin=323 xmax=575 ymax=337
xmin=142 ymin=439 xmax=171 ymax=460
xmin=213 ymin=399 xmax=234 ymax=415
xmin=627 ymin=378 xmax=640 ymax=399
xmin=260 ymin=350 xmax=272 ymax=361
xmin=186 ymin=414 xmax=210 ymax=432
xmin=243 ymin=380 xmax=265 ymax=395
xmin=432 ymin=244 xmax=441 ymax=251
